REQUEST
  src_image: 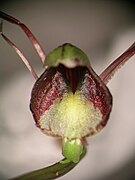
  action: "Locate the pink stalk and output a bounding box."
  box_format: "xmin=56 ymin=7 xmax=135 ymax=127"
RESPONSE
xmin=1 ymin=22 xmax=38 ymax=80
xmin=0 ymin=11 xmax=46 ymax=64
xmin=100 ymin=42 xmax=135 ymax=84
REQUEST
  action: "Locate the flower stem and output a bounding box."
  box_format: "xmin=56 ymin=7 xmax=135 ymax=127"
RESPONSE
xmin=11 ymin=147 xmax=86 ymax=180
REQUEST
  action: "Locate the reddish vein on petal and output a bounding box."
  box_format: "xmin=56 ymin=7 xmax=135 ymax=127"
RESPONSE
xmin=57 ymin=65 xmax=85 ymax=94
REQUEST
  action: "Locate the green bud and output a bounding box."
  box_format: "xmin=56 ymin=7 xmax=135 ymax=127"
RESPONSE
xmin=44 ymin=43 xmax=90 ymax=68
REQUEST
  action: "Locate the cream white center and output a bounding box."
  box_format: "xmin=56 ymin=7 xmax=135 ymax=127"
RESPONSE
xmin=40 ymin=91 xmax=102 ymax=139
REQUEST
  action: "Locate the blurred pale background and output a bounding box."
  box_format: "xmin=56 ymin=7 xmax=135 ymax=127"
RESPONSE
xmin=0 ymin=0 xmax=135 ymax=180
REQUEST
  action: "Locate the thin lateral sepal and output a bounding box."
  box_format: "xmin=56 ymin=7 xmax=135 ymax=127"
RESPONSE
xmin=0 ymin=22 xmax=38 ymax=80
xmin=0 ymin=11 xmax=46 ymax=64
xmin=100 ymin=42 xmax=135 ymax=84
xmin=11 ymin=147 xmax=86 ymax=180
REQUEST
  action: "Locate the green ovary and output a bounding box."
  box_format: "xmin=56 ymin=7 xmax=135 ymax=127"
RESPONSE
xmin=40 ymin=91 xmax=102 ymax=139
xmin=61 ymin=138 xmax=84 ymax=163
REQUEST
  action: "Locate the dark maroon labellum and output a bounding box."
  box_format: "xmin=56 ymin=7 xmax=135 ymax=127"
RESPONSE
xmin=30 ymin=64 xmax=112 ymax=137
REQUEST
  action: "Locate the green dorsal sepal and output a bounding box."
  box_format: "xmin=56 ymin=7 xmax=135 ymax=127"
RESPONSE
xmin=61 ymin=138 xmax=84 ymax=164
xmin=44 ymin=43 xmax=90 ymax=68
